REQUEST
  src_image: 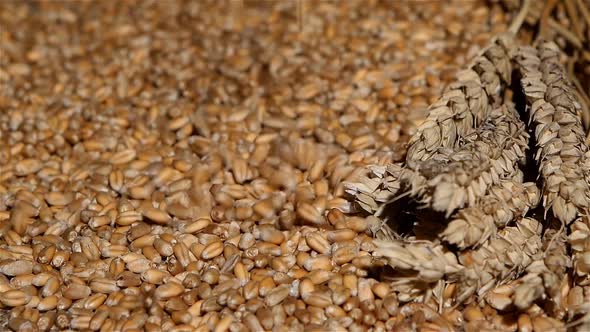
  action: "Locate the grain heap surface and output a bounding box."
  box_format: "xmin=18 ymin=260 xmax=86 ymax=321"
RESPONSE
xmin=0 ymin=1 xmax=518 ymax=331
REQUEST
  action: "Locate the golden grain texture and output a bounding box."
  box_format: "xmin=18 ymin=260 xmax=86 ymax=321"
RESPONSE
xmin=0 ymin=0 xmax=519 ymax=331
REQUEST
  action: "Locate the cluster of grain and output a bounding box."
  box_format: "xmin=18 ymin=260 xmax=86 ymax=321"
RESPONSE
xmin=347 ymin=33 xmax=590 ymax=332
xmin=0 ymin=1 xmax=514 ymax=331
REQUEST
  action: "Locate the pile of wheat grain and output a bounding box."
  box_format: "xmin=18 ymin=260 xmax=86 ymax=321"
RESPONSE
xmin=0 ymin=1 xmax=513 ymax=331
xmin=7 ymin=1 xmax=587 ymax=332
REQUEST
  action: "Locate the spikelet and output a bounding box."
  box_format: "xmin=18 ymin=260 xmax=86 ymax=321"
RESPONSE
xmin=486 ymin=243 xmax=571 ymax=314
xmin=536 ymin=225 xmax=571 ymax=313
xmin=441 ymin=208 xmax=496 ymax=249
xmin=454 ymin=217 xmax=543 ymax=303
xmin=373 ymin=239 xmax=463 ymax=283
xmin=441 ymin=180 xmax=540 ymax=248
xmin=569 ymin=217 xmax=590 ymax=278
xmin=343 ymin=163 xmax=405 ymax=215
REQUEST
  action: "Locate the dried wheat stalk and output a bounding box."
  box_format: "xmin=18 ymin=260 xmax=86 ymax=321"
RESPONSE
xmin=348 ymin=33 xmax=590 ymax=324
xmin=516 ymin=42 xmax=590 ymax=224
xmin=516 ymin=41 xmax=590 ymax=298
xmin=373 ymin=239 xmax=463 ymax=283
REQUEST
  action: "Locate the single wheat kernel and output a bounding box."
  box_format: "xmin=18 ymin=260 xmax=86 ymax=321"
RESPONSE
xmin=305 ymin=233 xmax=331 ymax=254
xmin=0 ymin=290 xmax=31 ymax=307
